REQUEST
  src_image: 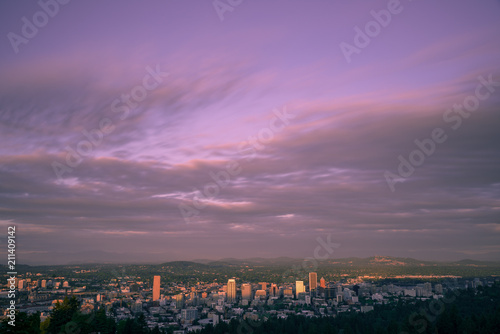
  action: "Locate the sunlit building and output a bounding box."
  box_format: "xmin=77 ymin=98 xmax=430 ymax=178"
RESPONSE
xmin=309 ymin=272 xmax=317 ymax=291
xmin=296 ymin=281 xmax=305 ymax=297
xmin=241 ymin=283 xmax=252 ymax=300
xmin=227 ymin=279 xmax=236 ymax=302
xmin=153 ymin=275 xmax=161 ymax=301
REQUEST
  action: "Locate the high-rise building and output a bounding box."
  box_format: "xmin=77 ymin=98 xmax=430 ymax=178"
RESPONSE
xmin=153 ymin=275 xmax=161 ymax=301
xmin=325 ymin=287 xmax=336 ymax=300
xmin=320 ymin=277 xmax=326 ymax=288
xmin=259 ymin=282 xmax=267 ymax=290
xmin=255 ymin=290 xmax=267 ymax=299
xmin=176 ymin=293 xmax=185 ymax=309
xmin=241 ymin=283 xmax=252 ymax=300
xmin=181 ymin=308 xmax=198 ymax=321
xmin=284 ymin=288 xmax=294 ymax=298
xmin=227 ymin=279 xmax=236 ymax=302
xmin=41 ymin=280 xmax=47 ymax=288
xmin=270 ymin=283 xmax=278 ymax=297
xmin=296 ymin=281 xmax=305 ymax=297
xmin=309 ymin=272 xmax=317 ymax=291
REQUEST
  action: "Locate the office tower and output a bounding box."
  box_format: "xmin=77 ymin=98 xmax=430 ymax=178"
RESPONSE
xmin=424 ymin=282 xmax=432 ymax=295
xmin=241 ymin=283 xmax=252 ymax=300
xmin=227 ymin=279 xmax=236 ymax=302
xmin=181 ymin=308 xmax=198 ymax=321
xmin=296 ymin=281 xmax=305 ymax=297
xmin=255 ymin=290 xmax=266 ymax=299
xmin=270 ymin=283 xmax=278 ymax=297
xmin=259 ymin=282 xmax=267 ymax=290
xmin=309 ymin=272 xmax=317 ymax=291
xmin=320 ymin=277 xmax=326 ymax=288
xmin=176 ymin=293 xmax=185 ymax=309
xmin=325 ymin=287 xmax=336 ymax=300
xmin=153 ymin=275 xmax=161 ymax=301
xmin=41 ymin=280 xmax=47 ymax=288
xmin=132 ymin=300 xmax=143 ymax=313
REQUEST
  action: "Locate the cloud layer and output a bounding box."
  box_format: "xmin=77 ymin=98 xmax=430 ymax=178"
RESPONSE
xmin=0 ymin=0 xmax=499 ymax=264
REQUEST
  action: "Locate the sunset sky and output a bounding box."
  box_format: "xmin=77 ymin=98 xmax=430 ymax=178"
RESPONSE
xmin=1 ymin=0 xmax=499 ymax=265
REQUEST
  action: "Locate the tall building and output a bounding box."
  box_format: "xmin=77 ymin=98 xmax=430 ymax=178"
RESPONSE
xmin=296 ymin=281 xmax=305 ymax=297
xmin=176 ymin=294 xmax=185 ymax=309
xmin=241 ymin=283 xmax=252 ymax=300
xmin=153 ymin=275 xmax=161 ymax=301
xmin=270 ymin=283 xmax=278 ymax=297
xmin=309 ymin=272 xmax=317 ymax=291
xmin=259 ymin=282 xmax=267 ymax=290
xmin=284 ymin=288 xmax=294 ymax=298
xmin=227 ymin=279 xmax=236 ymax=302
xmin=255 ymin=290 xmax=267 ymax=299
xmin=325 ymin=287 xmax=336 ymax=300
xmin=181 ymin=308 xmax=198 ymax=321
xmin=320 ymin=277 xmax=326 ymax=289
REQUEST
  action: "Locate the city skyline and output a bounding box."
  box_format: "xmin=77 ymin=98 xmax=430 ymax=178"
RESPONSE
xmin=1 ymin=0 xmax=500 ymax=265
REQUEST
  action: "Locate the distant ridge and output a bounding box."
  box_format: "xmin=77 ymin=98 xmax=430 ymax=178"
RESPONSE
xmin=189 ymin=256 xmax=500 ymax=267
xmin=5 ymin=256 xmax=500 ymax=268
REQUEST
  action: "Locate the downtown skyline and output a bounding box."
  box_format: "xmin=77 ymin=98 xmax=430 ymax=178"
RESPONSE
xmin=1 ymin=0 xmax=500 ymax=265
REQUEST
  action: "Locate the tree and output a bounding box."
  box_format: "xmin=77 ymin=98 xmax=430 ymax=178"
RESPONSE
xmin=47 ymin=296 xmax=80 ymax=334
xmin=1 ymin=311 xmax=41 ymax=334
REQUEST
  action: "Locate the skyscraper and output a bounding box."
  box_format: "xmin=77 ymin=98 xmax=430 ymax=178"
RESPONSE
xmin=309 ymin=272 xmax=317 ymax=291
xmin=296 ymin=281 xmax=305 ymax=297
xmin=227 ymin=279 xmax=236 ymax=302
xmin=270 ymin=283 xmax=278 ymax=297
xmin=320 ymin=277 xmax=326 ymax=289
xmin=176 ymin=293 xmax=184 ymax=309
xmin=153 ymin=275 xmax=161 ymax=301
xmin=241 ymin=283 xmax=252 ymax=300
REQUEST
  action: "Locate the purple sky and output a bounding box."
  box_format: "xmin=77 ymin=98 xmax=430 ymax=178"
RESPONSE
xmin=1 ymin=0 xmax=500 ymax=265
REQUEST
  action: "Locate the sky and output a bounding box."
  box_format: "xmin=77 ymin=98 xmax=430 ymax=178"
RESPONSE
xmin=0 ymin=0 xmax=499 ymax=265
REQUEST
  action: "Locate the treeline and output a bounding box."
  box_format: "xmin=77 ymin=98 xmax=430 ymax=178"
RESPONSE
xmin=2 ymin=284 xmax=500 ymax=333
xmin=199 ymin=283 xmax=500 ymax=334
xmin=0 ymin=297 xmax=169 ymax=334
